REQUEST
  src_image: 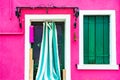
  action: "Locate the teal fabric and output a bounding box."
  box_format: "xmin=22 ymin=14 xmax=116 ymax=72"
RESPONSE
xmin=36 ymin=22 xmax=61 ymax=80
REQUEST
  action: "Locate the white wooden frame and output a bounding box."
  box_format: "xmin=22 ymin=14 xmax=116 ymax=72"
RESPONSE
xmin=25 ymin=14 xmax=71 ymax=80
xmin=77 ymin=10 xmax=119 ymax=70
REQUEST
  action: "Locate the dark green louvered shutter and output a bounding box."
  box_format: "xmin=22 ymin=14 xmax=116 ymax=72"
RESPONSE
xmin=84 ymin=15 xmax=110 ymax=64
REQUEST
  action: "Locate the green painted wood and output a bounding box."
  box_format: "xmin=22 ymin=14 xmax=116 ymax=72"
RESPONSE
xmin=95 ymin=16 xmax=104 ymax=64
xmin=103 ymin=16 xmax=110 ymax=64
xmin=88 ymin=16 xmax=96 ymax=64
xmin=83 ymin=15 xmax=110 ymax=64
xmin=84 ymin=16 xmax=89 ymax=64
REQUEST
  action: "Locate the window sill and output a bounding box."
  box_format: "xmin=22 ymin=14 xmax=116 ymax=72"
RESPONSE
xmin=77 ymin=64 xmax=119 ymax=70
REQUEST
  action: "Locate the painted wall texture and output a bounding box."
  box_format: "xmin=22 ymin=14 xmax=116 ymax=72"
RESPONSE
xmin=0 ymin=0 xmax=120 ymax=80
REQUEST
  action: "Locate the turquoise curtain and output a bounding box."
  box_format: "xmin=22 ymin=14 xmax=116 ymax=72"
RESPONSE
xmin=36 ymin=22 xmax=61 ymax=80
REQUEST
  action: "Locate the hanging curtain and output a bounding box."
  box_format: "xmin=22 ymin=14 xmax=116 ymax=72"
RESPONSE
xmin=36 ymin=22 xmax=61 ymax=80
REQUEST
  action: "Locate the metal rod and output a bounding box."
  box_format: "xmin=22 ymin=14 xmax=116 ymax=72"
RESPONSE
xmin=16 ymin=6 xmax=79 ymax=9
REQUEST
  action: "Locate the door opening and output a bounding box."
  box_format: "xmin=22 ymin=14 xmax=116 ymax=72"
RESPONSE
xmin=25 ymin=14 xmax=70 ymax=80
xmin=31 ymin=22 xmax=65 ymax=79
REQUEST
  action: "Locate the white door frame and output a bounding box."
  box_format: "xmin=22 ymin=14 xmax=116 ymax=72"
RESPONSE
xmin=25 ymin=14 xmax=71 ymax=80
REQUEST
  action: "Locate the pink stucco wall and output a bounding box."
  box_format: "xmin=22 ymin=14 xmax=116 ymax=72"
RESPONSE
xmin=0 ymin=0 xmax=120 ymax=80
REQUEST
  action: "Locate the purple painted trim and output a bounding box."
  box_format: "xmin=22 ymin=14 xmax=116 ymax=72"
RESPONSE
xmin=29 ymin=25 xmax=34 ymax=43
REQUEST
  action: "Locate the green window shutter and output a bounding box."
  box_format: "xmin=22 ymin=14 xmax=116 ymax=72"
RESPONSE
xmin=84 ymin=16 xmax=89 ymax=64
xmin=96 ymin=16 xmax=104 ymax=64
xmin=83 ymin=15 xmax=110 ymax=64
xmin=103 ymin=16 xmax=110 ymax=64
xmin=88 ymin=16 xmax=96 ymax=64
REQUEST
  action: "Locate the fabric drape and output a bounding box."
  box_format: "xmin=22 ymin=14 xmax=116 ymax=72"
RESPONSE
xmin=36 ymin=22 xmax=61 ymax=80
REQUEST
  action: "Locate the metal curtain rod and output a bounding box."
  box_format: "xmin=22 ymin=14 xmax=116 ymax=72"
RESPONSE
xmin=16 ymin=6 xmax=79 ymax=9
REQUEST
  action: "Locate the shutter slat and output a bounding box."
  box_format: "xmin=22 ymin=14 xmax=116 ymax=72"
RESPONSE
xmin=89 ymin=16 xmax=96 ymax=64
xmin=103 ymin=16 xmax=110 ymax=64
xmin=84 ymin=16 xmax=89 ymax=64
xmin=96 ymin=16 xmax=104 ymax=64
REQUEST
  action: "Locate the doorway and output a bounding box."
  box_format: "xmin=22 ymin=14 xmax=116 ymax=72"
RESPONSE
xmin=25 ymin=14 xmax=71 ymax=80
xmin=31 ymin=22 xmax=65 ymax=79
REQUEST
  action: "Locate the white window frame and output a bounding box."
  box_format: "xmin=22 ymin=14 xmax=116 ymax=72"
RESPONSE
xmin=77 ymin=10 xmax=119 ymax=70
xmin=25 ymin=14 xmax=71 ymax=80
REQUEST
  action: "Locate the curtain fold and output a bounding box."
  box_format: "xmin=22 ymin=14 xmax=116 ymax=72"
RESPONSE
xmin=36 ymin=22 xmax=61 ymax=80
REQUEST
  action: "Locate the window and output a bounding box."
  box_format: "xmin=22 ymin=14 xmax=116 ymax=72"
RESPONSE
xmin=84 ymin=15 xmax=110 ymax=64
xmin=77 ymin=10 xmax=118 ymax=70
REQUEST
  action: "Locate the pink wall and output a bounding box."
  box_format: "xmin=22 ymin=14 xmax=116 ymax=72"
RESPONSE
xmin=0 ymin=0 xmax=120 ymax=80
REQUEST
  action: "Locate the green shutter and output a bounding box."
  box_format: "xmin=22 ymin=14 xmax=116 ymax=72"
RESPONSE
xmin=88 ymin=16 xmax=96 ymax=64
xmin=83 ymin=15 xmax=110 ymax=64
xmin=103 ymin=16 xmax=110 ymax=64
xmin=84 ymin=16 xmax=89 ymax=64
xmin=96 ymin=16 xmax=104 ymax=64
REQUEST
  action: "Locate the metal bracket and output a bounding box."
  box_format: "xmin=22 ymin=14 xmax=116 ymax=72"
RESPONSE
xmin=74 ymin=7 xmax=79 ymax=18
xmin=15 ymin=7 xmax=22 ymax=28
xmin=74 ymin=7 xmax=79 ymax=29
